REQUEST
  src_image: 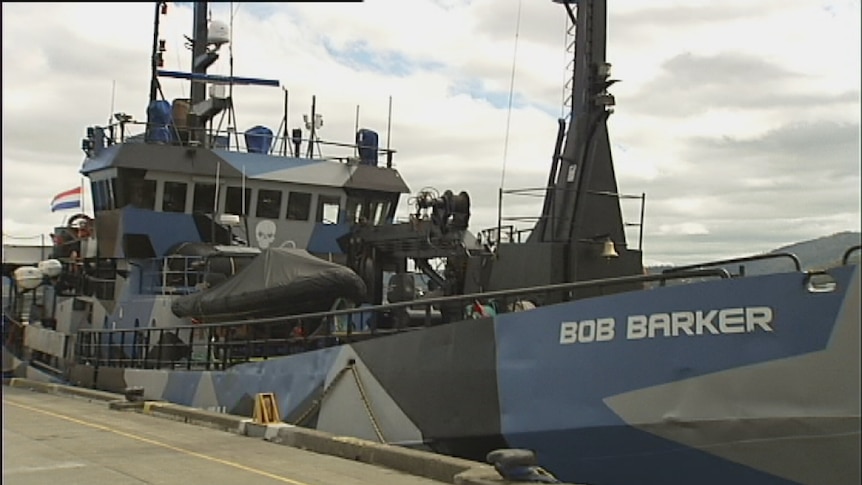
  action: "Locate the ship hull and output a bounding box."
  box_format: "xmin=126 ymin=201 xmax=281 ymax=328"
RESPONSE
xmin=23 ymin=265 xmax=862 ymax=485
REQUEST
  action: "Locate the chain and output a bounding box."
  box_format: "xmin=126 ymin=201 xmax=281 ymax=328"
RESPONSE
xmin=291 ymin=360 xmax=387 ymax=444
xmin=292 ymin=364 xmax=352 ymax=426
xmin=350 ymin=363 xmax=386 ymax=443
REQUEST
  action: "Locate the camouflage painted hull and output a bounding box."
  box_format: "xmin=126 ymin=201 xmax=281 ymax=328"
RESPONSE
xmin=34 ymin=265 xmax=862 ymax=485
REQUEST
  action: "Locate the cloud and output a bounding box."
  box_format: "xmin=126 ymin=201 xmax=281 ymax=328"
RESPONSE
xmin=2 ymin=0 xmax=860 ymax=268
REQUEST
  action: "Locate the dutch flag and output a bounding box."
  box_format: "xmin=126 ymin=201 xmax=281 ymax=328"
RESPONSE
xmin=51 ymin=187 xmax=82 ymax=212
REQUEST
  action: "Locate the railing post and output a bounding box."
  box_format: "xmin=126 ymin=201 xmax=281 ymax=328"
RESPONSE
xmin=205 ymin=327 xmax=213 ymax=371
xmin=93 ymin=331 xmax=101 ymax=388
xmin=119 ymin=331 xmax=126 ymax=368
xmin=223 ymin=326 xmax=232 ymax=371
xmin=155 ymin=329 xmax=163 ymax=369
xmin=186 ymin=327 xmax=193 ymax=371
xmin=144 ymin=327 xmax=152 ymax=368
xmin=245 ymin=323 xmax=252 ymax=363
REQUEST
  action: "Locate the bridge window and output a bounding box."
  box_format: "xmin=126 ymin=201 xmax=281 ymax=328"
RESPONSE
xmin=129 ymin=179 xmax=156 ymax=210
xmin=90 ymin=179 xmax=118 ymax=212
xmin=372 ymin=200 xmax=391 ymax=224
xmin=91 ymin=180 xmax=107 ymax=212
xmin=286 ymin=192 xmax=311 ymax=221
xmin=224 ymin=186 xmax=251 ymax=215
xmin=316 ymin=195 xmax=341 ymax=224
xmin=346 ymin=198 xmax=363 ymax=223
xmin=192 ymin=183 xmax=217 ymax=214
xmin=108 ymin=178 xmax=118 ymax=210
xmin=256 ymin=189 xmax=282 ymax=219
xmin=162 ymin=181 xmax=188 ymax=213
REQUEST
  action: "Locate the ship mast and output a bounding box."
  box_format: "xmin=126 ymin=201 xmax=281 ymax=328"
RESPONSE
xmin=523 ymin=0 xmax=642 ymax=293
xmin=148 ymin=3 xmax=165 ymax=104
xmin=189 ymin=1 xmax=209 ymax=146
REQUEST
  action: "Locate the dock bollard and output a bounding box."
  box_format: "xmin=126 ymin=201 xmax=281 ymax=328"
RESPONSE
xmin=486 ymin=449 xmax=561 ymax=483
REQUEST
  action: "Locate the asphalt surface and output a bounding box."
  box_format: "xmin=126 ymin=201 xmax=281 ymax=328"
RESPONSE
xmin=2 ymin=386 xmax=446 ymax=485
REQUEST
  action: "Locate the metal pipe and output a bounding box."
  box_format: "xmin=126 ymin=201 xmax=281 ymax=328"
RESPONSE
xmin=307 ymin=95 xmax=316 ymax=158
xmin=78 ymin=268 xmax=731 ymax=339
xmin=386 ymin=95 xmax=393 ymax=154
xmin=148 ymin=2 xmax=163 ymax=103
xmin=282 ymin=89 xmax=289 ymax=157
xmin=663 ymin=252 xmax=802 ymax=274
xmin=638 ymin=192 xmax=646 ymax=251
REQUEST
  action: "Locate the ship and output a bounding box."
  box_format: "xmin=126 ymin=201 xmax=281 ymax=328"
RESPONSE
xmin=3 ymin=2 xmax=860 ymax=485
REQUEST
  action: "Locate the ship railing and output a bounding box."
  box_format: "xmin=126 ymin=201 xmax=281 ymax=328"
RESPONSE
xmin=484 ymin=186 xmax=646 ymax=249
xmin=661 ymin=252 xmax=802 ymax=279
xmin=90 ymin=121 xmax=397 ymax=168
xmin=74 ymin=268 xmax=730 ymax=371
xmin=478 ymin=223 xmax=534 ymax=245
xmin=842 ymin=245 xmax=861 ymax=265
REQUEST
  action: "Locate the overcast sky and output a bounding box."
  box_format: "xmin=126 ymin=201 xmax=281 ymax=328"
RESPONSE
xmin=2 ymin=0 xmax=860 ymax=266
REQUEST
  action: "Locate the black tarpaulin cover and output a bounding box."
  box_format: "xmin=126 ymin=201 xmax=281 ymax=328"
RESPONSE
xmin=171 ymin=248 xmax=366 ymax=321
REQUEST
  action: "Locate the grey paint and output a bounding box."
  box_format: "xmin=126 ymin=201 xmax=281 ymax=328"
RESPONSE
xmin=604 ymin=269 xmax=861 ymax=484
xmin=317 ymin=346 xmax=423 ymax=445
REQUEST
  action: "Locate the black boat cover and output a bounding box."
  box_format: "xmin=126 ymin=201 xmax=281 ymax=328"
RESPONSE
xmin=171 ymin=248 xmax=366 ymax=321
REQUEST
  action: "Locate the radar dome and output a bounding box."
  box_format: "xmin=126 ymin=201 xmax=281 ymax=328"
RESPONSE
xmin=208 ymin=20 xmax=230 ymax=46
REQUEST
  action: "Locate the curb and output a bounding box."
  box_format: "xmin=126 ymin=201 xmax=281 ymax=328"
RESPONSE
xmin=4 ymin=378 xmax=576 ymax=484
xmin=141 ymin=401 xmax=250 ymax=433
xmin=7 ymin=377 xmax=122 ymax=402
xmin=270 ymin=426 xmax=486 ymax=484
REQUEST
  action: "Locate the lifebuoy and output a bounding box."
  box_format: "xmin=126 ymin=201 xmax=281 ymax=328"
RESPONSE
xmin=68 ymin=213 xmax=93 ymax=239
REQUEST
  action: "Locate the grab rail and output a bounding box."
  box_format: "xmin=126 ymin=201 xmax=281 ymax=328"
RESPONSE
xmin=842 ymin=245 xmax=861 ymax=266
xmin=662 ymin=252 xmax=802 ymax=275
xmin=76 ymin=268 xmax=730 ymax=370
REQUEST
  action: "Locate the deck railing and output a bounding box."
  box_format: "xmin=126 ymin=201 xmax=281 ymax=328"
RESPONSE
xmin=88 ymin=120 xmax=397 ymax=168
xmin=75 ymin=268 xmax=730 ymax=371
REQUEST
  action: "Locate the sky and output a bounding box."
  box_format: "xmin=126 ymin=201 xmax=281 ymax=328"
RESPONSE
xmin=2 ymin=0 xmax=860 ymax=266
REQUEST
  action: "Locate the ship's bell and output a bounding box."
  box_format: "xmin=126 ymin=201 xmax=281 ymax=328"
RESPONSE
xmin=601 ymin=238 xmax=619 ymax=259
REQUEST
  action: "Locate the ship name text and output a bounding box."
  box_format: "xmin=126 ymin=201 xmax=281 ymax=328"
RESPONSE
xmin=559 ymin=306 xmax=774 ymax=344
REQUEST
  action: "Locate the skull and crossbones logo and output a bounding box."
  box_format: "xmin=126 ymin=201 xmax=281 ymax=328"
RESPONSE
xmin=255 ymin=220 xmax=277 ymax=249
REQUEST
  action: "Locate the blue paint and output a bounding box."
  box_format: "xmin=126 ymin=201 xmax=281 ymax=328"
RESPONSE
xmin=157 ymin=70 xmax=280 ymax=88
xmin=120 ymin=207 xmax=202 ymax=256
xmin=509 ymin=427 xmax=800 ymax=485
xmin=163 ymin=371 xmax=202 ymax=405
xmin=209 ymin=346 xmax=341 ymax=417
xmin=307 ymin=223 xmax=350 ymax=254
xmin=80 ymin=144 xmax=122 ymax=174
xmin=493 ymin=268 xmax=854 ymax=484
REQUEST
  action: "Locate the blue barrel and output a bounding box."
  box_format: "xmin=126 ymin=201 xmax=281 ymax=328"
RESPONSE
xmin=145 ymin=100 xmax=173 ymax=143
xmin=356 ymin=129 xmax=379 ymax=166
xmin=244 ymin=126 xmax=273 ymax=154
xmin=212 ymin=135 xmax=229 ymax=149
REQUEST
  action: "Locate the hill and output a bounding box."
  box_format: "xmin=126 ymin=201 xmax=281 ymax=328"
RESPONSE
xmin=648 ymin=231 xmax=861 ymax=276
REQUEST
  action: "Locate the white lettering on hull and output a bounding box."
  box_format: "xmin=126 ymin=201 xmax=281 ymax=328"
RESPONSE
xmin=560 ymin=306 xmax=774 ymax=344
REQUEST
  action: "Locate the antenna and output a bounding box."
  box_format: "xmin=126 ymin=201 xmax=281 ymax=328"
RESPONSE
xmin=282 ymin=89 xmax=289 ymax=156
xmin=386 ymin=96 xmax=393 ymax=155
xmin=228 ymin=1 xmax=237 ymax=146
xmin=149 ymin=2 xmax=166 ymax=104
xmin=211 ymin=161 xmax=220 ymax=242
xmin=107 ymin=80 xmax=116 ymax=125
xmin=354 ymin=104 xmax=360 ymax=157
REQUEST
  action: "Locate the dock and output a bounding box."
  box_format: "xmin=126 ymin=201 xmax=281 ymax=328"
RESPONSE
xmin=2 ymin=379 xmax=547 ymax=485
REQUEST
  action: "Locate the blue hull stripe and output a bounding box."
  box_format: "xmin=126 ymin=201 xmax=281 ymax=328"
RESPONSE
xmin=494 ymin=267 xmax=856 ymax=484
